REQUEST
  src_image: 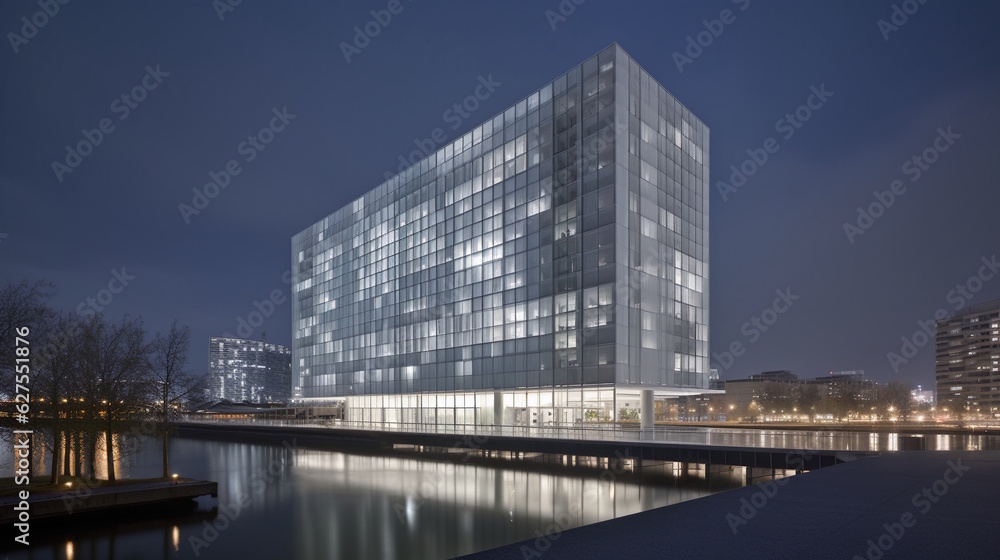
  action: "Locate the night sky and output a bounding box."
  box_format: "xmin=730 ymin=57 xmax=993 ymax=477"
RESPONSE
xmin=2 ymin=1 xmax=998 ymax=388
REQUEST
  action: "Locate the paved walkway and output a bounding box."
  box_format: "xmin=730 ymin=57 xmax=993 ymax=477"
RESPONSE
xmin=460 ymin=451 xmax=1000 ymax=559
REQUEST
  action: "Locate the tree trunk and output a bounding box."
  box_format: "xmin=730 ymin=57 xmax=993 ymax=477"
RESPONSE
xmin=88 ymin=429 xmax=97 ymax=480
xmin=63 ymin=431 xmax=71 ymax=476
xmin=105 ymin=424 xmax=115 ymax=482
xmin=49 ymin=428 xmax=61 ymax=485
xmin=76 ymin=431 xmax=85 ymax=478
xmin=26 ymin=432 xmax=32 ymax=479
xmin=162 ymin=430 xmax=169 ymax=479
xmin=162 ymin=391 xmax=170 ymax=479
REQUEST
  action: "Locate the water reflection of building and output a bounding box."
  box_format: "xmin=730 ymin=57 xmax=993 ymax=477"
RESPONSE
xmin=290 ymin=450 xmax=730 ymax=559
xmin=292 ymin=44 xmax=715 ymax=430
xmin=935 ymin=299 xmax=1000 ymax=417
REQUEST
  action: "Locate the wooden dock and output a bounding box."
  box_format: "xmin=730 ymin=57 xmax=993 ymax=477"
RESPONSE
xmin=0 ymin=478 xmax=218 ymax=523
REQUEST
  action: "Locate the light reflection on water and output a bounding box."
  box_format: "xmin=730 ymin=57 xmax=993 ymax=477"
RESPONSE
xmin=0 ymin=436 xmax=741 ymax=560
xmin=2 ymin=429 xmax=998 ymax=559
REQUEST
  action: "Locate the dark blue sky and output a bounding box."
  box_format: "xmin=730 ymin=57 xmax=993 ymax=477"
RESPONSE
xmin=2 ymin=0 xmax=998 ymax=387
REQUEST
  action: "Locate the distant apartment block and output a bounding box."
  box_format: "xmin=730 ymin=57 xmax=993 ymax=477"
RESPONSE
xmin=936 ymin=299 xmax=1000 ymax=417
xmin=719 ymin=370 xmax=878 ymax=417
xmin=209 ymin=336 xmax=292 ymax=403
xmin=811 ymin=370 xmax=874 ymax=400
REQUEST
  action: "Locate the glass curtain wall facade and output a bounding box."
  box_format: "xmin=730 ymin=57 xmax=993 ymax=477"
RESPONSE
xmin=292 ymin=44 xmax=710 ymax=428
xmin=209 ymin=337 xmax=293 ymax=404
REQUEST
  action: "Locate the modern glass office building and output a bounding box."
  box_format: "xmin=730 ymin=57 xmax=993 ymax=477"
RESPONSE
xmin=292 ymin=44 xmax=710 ymax=429
xmin=209 ymin=336 xmax=292 ymax=404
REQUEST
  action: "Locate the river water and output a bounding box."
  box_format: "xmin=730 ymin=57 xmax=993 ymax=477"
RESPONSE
xmin=1 ymin=434 xmax=747 ymax=559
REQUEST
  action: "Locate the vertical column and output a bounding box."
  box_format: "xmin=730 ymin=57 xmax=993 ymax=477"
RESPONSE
xmin=640 ymin=389 xmax=654 ymax=430
xmin=493 ymin=390 xmax=503 ymax=427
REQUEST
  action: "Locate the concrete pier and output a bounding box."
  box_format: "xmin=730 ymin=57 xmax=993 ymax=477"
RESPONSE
xmin=176 ymin=422 xmax=860 ymax=470
xmin=460 ymin=451 xmax=1000 ymax=559
xmin=0 ymin=479 xmax=218 ymax=523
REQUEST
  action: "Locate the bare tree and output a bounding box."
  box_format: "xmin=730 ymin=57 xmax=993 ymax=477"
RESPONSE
xmin=877 ymin=381 xmax=914 ymax=421
xmin=0 ymin=279 xmax=55 ymax=398
xmin=0 ymin=279 xmax=55 ymax=477
xmin=794 ymin=384 xmax=822 ymax=421
xmin=759 ymin=382 xmax=794 ymax=415
xmin=80 ymin=315 xmax=152 ymax=482
xmin=0 ymin=279 xmax=56 ymax=349
xmin=74 ymin=317 xmax=103 ymax=479
xmin=150 ymin=321 xmax=204 ymax=478
xmin=34 ymin=311 xmax=82 ymax=485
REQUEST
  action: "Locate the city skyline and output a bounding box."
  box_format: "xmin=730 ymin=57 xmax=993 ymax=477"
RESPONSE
xmin=2 ymin=1 xmax=999 ymax=390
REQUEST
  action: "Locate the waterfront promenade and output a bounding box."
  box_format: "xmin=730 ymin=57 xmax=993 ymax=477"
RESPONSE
xmin=461 ymin=450 xmax=1000 ymax=559
xmin=176 ymin=421 xmax=864 ymax=471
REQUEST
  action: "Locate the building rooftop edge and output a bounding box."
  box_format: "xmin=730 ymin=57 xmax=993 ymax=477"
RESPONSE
xmin=291 ymin=42 xmax=702 ymax=243
xmin=944 ymin=297 xmax=1000 ymax=320
xmin=209 ymin=335 xmax=291 ymax=350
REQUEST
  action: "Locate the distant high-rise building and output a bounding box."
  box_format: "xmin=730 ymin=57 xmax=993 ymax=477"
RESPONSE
xmin=291 ymin=44 xmax=711 ymax=429
xmin=911 ymin=385 xmax=935 ymax=405
xmin=935 ymin=299 xmax=1000 ymax=417
xmin=209 ymin=337 xmax=291 ymax=403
